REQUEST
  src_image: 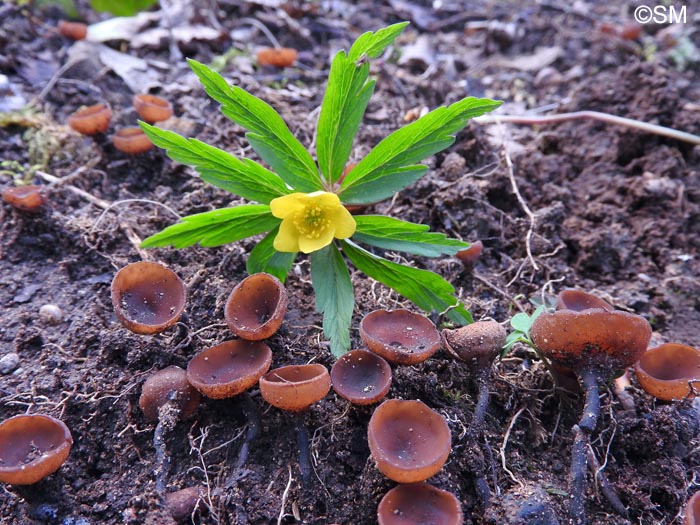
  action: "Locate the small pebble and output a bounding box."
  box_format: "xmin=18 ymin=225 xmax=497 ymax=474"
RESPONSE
xmin=40 ymin=304 xmax=64 ymax=325
xmin=0 ymin=352 xmax=20 ymax=375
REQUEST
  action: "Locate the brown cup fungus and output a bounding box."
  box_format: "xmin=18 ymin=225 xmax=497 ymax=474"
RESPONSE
xmin=140 ymin=366 xmax=201 ymax=496
xmin=187 ymin=340 xmax=272 ymax=400
xmin=67 ymin=103 xmax=112 ymax=135
xmin=331 ymin=349 xmax=392 ymax=405
xmin=260 ymin=364 xmax=331 ymax=485
xmin=441 ymin=320 xmax=507 ymax=503
xmin=260 ymin=364 xmax=330 ymax=412
xmin=256 ymin=47 xmax=298 ymax=67
xmin=112 ymin=127 xmax=154 ymax=154
xmin=187 ymin=339 xmax=272 ymax=480
xmin=140 ymin=366 xmax=201 ymax=421
xmin=378 ymin=483 xmax=463 ymax=525
xmin=57 ymin=20 xmax=87 ymax=40
xmin=2 ymin=185 xmax=47 ymax=213
xmin=111 ymin=261 xmax=186 ymax=335
xmin=368 ymin=399 xmax=451 ymax=483
xmin=555 ymin=289 xmax=613 ymax=312
xmin=133 ymin=94 xmax=173 ymax=123
xmin=360 ymin=309 xmax=441 ymax=365
xmin=686 ymin=491 xmax=700 ymax=525
xmin=635 ymin=343 xmax=700 ymax=401
xmin=225 ymin=273 xmax=288 ymax=340
xmin=164 ymin=486 xmax=204 ymax=521
xmin=0 ymin=414 xmax=72 ymax=485
xmin=455 ymin=240 xmax=483 ymax=268
xmin=530 ymin=307 xmax=651 ymax=525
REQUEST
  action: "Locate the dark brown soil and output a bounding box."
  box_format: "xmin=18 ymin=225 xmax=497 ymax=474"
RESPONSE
xmin=2 ymin=2 xmax=700 ymax=525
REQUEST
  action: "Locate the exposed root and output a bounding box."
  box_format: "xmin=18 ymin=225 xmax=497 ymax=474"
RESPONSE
xmin=500 ymin=406 xmax=526 ymax=489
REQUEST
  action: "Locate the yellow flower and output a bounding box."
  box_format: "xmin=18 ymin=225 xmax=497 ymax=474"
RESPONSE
xmin=270 ymin=191 xmax=356 ymax=253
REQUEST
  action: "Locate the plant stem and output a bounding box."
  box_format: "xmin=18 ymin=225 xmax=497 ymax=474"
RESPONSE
xmin=570 ymin=368 xmax=600 ymax=525
xmin=294 ymin=414 xmax=312 ymax=487
xmin=475 ymin=111 xmax=700 ymax=146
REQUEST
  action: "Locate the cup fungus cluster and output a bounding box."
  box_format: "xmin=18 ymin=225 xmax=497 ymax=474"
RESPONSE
xmin=0 ymin=414 xmax=73 ymax=485
xmin=530 ymin=289 xmax=652 ymax=525
xmin=66 ymin=93 xmax=173 ymax=154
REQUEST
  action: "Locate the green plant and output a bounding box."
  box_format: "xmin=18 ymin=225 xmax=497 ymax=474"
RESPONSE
xmin=139 ymin=22 xmax=501 ymax=356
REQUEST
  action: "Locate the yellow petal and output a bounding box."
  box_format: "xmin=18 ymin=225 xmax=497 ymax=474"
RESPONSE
xmin=273 ymin=218 xmax=300 ymax=252
xmin=311 ymin=191 xmax=341 ymax=208
xmin=270 ymin=193 xmax=305 ymax=219
xmin=329 ymin=205 xmax=356 ymax=239
xmin=298 ymin=226 xmax=335 ymax=254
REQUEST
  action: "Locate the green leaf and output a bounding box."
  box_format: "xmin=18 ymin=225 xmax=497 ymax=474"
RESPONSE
xmin=348 ymin=22 xmax=410 ymax=61
xmin=352 ymin=215 xmax=468 ymax=257
xmin=310 ymin=244 xmax=354 ymax=357
xmin=36 ymin=0 xmax=79 ymax=18
xmin=510 ymin=312 xmax=534 ymax=333
xmin=341 ymin=240 xmax=472 ymax=325
xmin=316 ymin=22 xmax=408 ymax=186
xmin=187 ymin=59 xmax=322 ymax=192
xmin=141 ymin=205 xmax=279 ymax=249
xmin=247 ymin=227 xmax=296 ymax=283
xmin=140 ymin=122 xmax=290 ymax=204
xmin=89 ymin=0 xmax=157 ymax=16
xmin=339 ymin=97 xmax=502 ymax=204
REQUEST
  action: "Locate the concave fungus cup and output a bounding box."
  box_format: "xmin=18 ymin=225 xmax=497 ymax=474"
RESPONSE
xmin=686 ymin=490 xmax=700 ymax=525
xmin=187 ymin=339 xmax=272 ymax=479
xmin=2 ymin=185 xmax=47 ymax=213
xmin=256 ymin=47 xmax=298 ymax=67
xmin=112 ymin=127 xmax=154 ymax=154
xmin=330 ymin=349 xmax=392 ymax=405
xmin=139 ymin=366 xmax=201 ymax=495
xmin=111 ymin=261 xmax=186 ymax=335
xmin=441 ymin=320 xmax=506 ymax=504
xmin=67 ymin=103 xmax=112 ymax=135
xmin=530 ymin=307 xmax=651 ymax=525
xmin=260 ymin=364 xmax=330 ymax=485
xmin=225 ymin=273 xmax=288 ymax=340
xmin=378 ymin=482 xmax=463 ymax=525
xmin=360 ymin=309 xmax=441 ymax=365
xmin=635 ymin=343 xmax=700 ymax=401
xmin=367 ymin=399 xmax=451 ymax=483
xmin=133 ymin=94 xmax=173 ymax=123
xmin=0 ymin=414 xmax=72 ymax=485
xmin=556 ymin=289 xmax=613 ymax=312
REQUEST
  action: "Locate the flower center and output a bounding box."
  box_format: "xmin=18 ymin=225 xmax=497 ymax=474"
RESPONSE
xmin=293 ymin=205 xmax=331 ymax=239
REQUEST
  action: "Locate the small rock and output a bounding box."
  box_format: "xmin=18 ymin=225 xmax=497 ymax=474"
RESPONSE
xmin=0 ymin=352 xmax=20 ymax=374
xmin=13 ymin=283 xmax=41 ymax=303
xmin=40 ymin=304 xmax=64 ymax=325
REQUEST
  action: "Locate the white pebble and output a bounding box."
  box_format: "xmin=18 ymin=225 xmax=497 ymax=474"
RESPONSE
xmin=0 ymin=353 xmax=20 ymax=375
xmin=39 ymin=304 xmax=63 ymax=325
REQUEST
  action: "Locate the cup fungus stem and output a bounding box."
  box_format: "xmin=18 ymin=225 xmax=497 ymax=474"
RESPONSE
xmin=153 ymin=396 xmax=181 ymax=497
xmin=586 ymin=447 xmax=628 ymax=518
xmin=234 ymin=393 xmax=261 ymax=472
xmin=294 ymin=415 xmax=312 ymax=487
xmin=472 ymin=368 xmax=491 ymax=431
xmin=570 ymin=368 xmax=601 ymax=525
